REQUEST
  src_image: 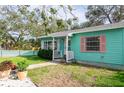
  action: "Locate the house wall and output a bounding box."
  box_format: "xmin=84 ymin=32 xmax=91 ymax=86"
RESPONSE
xmin=71 ymin=28 xmax=124 ymax=65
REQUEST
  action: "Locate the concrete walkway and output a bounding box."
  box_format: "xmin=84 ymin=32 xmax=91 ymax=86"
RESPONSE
xmin=27 ymin=62 xmax=58 ymax=70
xmin=0 ymin=78 xmax=36 ymax=87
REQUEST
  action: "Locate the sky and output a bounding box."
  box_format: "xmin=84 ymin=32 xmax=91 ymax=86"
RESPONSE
xmin=56 ymin=5 xmax=88 ymax=23
xmin=69 ymin=5 xmax=87 ymax=23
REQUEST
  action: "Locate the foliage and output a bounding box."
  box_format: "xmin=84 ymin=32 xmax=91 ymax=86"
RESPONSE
xmin=81 ymin=5 xmax=124 ymax=28
xmin=17 ymin=60 xmax=29 ymax=71
xmin=38 ymin=49 xmax=53 ymax=60
xmin=0 ymin=5 xmax=76 ymax=50
xmin=1 ymin=61 xmax=17 ymax=70
xmin=0 ymin=61 xmax=13 ymax=71
xmin=1 ymin=5 xmax=124 ymax=49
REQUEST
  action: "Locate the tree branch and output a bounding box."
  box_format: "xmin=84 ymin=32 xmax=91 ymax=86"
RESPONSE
xmin=99 ymin=6 xmax=113 ymax=24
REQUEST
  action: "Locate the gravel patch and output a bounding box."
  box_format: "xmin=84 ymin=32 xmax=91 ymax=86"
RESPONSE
xmin=0 ymin=78 xmax=36 ymax=87
xmin=0 ymin=70 xmax=36 ymax=87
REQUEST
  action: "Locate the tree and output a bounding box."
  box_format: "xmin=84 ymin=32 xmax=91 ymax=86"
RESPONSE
xmin=0 ymin=5 xmax=76 ymax=50
xmin=82 ymin=5 xmax=124 ymax=28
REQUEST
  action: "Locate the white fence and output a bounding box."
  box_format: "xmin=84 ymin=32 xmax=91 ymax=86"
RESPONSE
xmin=0 ymin=50 xmax=38 ymax=57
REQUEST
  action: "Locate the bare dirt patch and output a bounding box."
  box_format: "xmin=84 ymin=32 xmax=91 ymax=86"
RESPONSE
xmin=38 ymin=72 xmax=82 ymax=87
xmin=29 ymin=64 xmax=123 ymax=87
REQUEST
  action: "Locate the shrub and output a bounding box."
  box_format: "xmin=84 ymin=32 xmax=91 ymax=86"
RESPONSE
xmin=38 ymin=49 xmax=53 ymax=60
xmin=0 ymin=61 xmax=17 ymax=70
xmin=17 ymin=61 xmax=29 ymax=72
xmin=0 ymin=61 xmax=13 ymax=71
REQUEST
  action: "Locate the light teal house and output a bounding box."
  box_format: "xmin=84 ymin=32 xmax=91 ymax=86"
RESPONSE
xmin=40 ymin=22 xmax=124 ymax=70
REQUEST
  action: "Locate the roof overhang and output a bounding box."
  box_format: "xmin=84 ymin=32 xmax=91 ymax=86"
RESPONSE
xmin=71 ymin=22 xmax=124 ymax=35
xmin=39 ymin=22 xmax=124 ymax=39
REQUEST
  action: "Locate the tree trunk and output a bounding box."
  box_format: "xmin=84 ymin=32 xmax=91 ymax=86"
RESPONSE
xmin=106 ymin=15 xmax=113 ymax=24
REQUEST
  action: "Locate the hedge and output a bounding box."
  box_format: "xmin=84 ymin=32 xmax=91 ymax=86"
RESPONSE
xmin=38 ymin=49 xmax=53 ymax=60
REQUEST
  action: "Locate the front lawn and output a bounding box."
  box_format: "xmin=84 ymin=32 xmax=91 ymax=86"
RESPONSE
xmin=0 ymin=56 xmax=49 ymax=65
xmin=28 ymin=63 xmax=124 ymax=87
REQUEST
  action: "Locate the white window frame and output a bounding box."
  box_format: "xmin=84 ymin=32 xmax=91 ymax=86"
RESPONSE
xmin=42 ymin=40 xmax=58 ymax=50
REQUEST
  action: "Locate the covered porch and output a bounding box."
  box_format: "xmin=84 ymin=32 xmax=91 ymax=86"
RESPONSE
xmin=41 ymin=32 xmax=74 ymax=63
xmin=52 ymin=36 xmax=74 ymax=63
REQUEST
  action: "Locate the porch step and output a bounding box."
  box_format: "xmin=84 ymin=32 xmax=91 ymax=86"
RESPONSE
xmin=53 ymin=59 xmax=73 ymax=63
xmin=53 ymin=59 xmax=65 ymax=62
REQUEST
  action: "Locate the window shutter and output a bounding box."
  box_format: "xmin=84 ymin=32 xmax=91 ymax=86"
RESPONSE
xmin=80 ymin=37 xmax=86 ymax=52
xmin=100 ymin=35 xmax=106 ymax=52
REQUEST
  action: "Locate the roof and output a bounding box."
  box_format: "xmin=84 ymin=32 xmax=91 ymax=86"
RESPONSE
xmin=40 ymin=22 xmax=124 ymax=38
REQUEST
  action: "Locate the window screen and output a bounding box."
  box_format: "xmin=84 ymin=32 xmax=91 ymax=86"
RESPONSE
xmin=86 ymin=36 xmax=100 ymax=51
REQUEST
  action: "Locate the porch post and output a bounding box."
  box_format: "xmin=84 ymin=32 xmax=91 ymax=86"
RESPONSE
xmin=41 ymin=40 xmax=44 ymax=49
xmin=66 ymin=35 xmax=68 ymax=62
xmin=52 ymin=37 xmax=55 ymax=61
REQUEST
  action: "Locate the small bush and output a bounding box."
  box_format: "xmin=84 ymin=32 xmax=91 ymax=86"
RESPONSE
xmin=1 ymin=61 xmax=17 ymax=70
xmin=17 ymin=60 xmax=29 ymax=72
xmin=38 ymin=49 xmax=53 ymax=60
xmin=0 ymin=61 xmax=13 ymax=71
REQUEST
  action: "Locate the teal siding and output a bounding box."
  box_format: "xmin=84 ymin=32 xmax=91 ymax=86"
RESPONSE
xmin=122 ymin=29 xmax=124 ymax=65
xmin=71 ymin=28 xmax=124 ymax=65
xmin=40 ymin=28 xmax=124 ymax=66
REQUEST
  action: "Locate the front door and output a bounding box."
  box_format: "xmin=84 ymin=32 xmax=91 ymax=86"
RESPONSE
xmin=54 ymin=39 xmax=62 ymax=58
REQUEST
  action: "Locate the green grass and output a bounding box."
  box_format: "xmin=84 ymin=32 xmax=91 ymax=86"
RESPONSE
xmin=28 ymin=63 xmax=124 ymax=87
xmin=0 ymin=56 xmax=49 ymax=65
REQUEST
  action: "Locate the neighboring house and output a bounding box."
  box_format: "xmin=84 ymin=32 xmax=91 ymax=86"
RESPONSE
xmin=39 ymin=22 xmax=124 ymax=70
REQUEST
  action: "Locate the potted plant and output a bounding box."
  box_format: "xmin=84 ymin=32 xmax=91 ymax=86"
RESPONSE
xmin=0 ymin=61 xmax=14 ymax=79
xmin=17 ymin=60 xmax=29 ymax=80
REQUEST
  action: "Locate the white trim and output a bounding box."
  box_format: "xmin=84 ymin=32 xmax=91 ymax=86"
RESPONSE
xmin=38 ymin=35 xmax=51 ymax=38
xmin=66 ymin=36 xmax=69 ymax=62
xmin=41 ymin=40 xmax=44 ymax=49
xmin=52 ymin=37 xmax=55 ymax=61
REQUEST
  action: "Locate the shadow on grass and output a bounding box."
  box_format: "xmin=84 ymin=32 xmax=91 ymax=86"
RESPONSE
xmin=18 ymin=56 xmax=49 ymax=62
xmin=58 ymin=61 xmax=124 ymax=72
xmin=113 ymin=71 xmax=124 ymax=82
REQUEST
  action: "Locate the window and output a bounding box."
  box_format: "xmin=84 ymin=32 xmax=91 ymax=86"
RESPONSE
xmin=44 ymin=41 xmax=48 ymax=49
xmin=68 ymin=39 xmax=71 ymax=50
xmin=43 ymin=40 xmax=57 ymax=50
xmin=86 ymin=36 xmax=100 ymax=51
xmin=48 ymin=41 xmax=52 ymax=49
xmin=80 ymin=35 xmax=106 ymax=52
